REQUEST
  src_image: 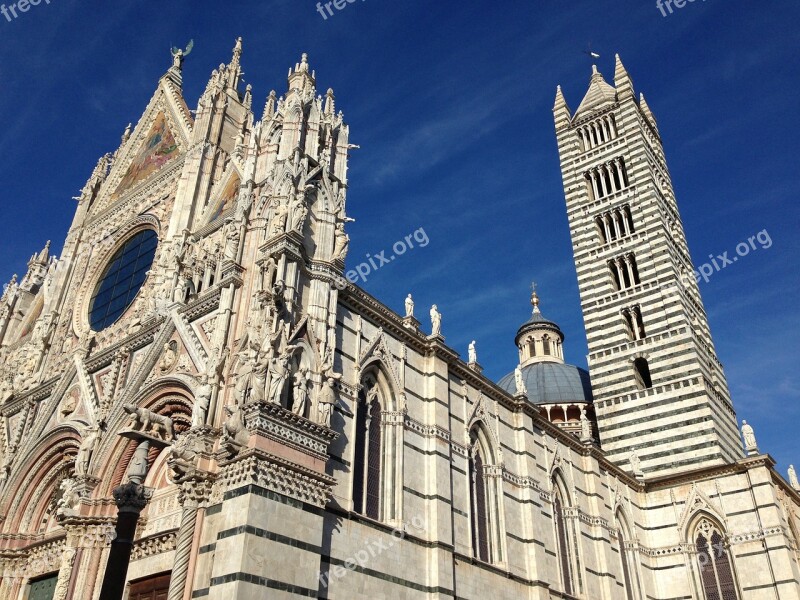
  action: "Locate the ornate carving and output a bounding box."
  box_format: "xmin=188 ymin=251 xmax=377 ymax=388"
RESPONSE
xmin=122 ymin=404 xmax=175 ymax=442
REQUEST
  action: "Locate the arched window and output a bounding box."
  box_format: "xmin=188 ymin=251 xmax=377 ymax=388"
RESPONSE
xmin=552 ymin=475 xmax=581 ymax=595
xmin=616 ymin=510 xmax=641 ymax=600
xmin=351 ymin=367 xmax=402 ymax=523
xmin=633 ymin=358 xmax=652 ymax=389
xmin=353 ymin=386 xmax=382 ymax=519
xmin=469 ymin=441 xmax=490 ymax=562
xmin=468 ymin=425 xmax=504 ymax=564
xmin=542 ymin=336 xmax=551 ymax=356
xmin=691 ymin=517 xmax=740 ymax=600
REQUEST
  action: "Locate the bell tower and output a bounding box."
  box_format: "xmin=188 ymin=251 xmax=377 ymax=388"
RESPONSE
xmin=553 ymin=56 xmax=742 ymax=477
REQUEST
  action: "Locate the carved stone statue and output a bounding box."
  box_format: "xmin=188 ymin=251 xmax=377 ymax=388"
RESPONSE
xmin=289 ymin=194 xmax=308 ymax=232
xmin=741 ymin=420 xmax=758 ymax=454
xmin=790 ymin=465 xmax=800 ymax=490
xmin=404 ymin=294 xmax=414 ymax=318
xmin=262 ymin=256 xmax=278 ymax=292
xmin=75 ymin=426 xmax=100 ymax=477
xmin=514 ymin=365 xmax=527 ymax=396
xmin=268 ymin=355 xmax=291 ymax=406
xmin=291 ymin=368 xmax=310 ymax=417
xmin=269 ymin=201 xmax=288 ymax=236
xmin=234 ymin=346 xmax=261 ymax=405
xmin=123 ymin=404 xmax=174 ymax=441
xmin=317 ymin=377 xmax=337 ymax=427
xmin=468 ymin=341 xmax=477 ymax=364
xmin=629 ymin=447 xmax=643 ymax=477
xmin=192 ymin=378 xmax=213 ymax=428
xmin=580 ymin=409 xmax=592 ymax=443
xmin=56 ymin=478 xmax=81 ymax=517
xmin=333 ymin=223 xmax=349 ymax=260
xmin=168 ymin=434 xmax=198 ymax=482
xmin=223 ymin=219 xmax=240 ymax=261
xmin=430 ymin=305 xmax=442 ymax=336
xmin=125 ymin=441 xmax=150 ymax=485
xmin=222 ymin=404 xmax=249 ymax=453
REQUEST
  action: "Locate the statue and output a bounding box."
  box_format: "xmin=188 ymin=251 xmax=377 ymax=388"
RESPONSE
xmin=268 ymin=354 xmax=291 ymax=406
xmin=123 ymin=404 xmax=174 ymax=441
xmin=222 ymin=404 xmax=249 ymax=453
xmin=333 ymin=223 xmax=349 ymax=260
xmin=468 ymin=341 xmax=477 ymax=364
xmin=173 ymin=276 xmax=188 ymax=303
xmin=291 ymin=368 xmax=310 ymax=417
xmin=514 ymin=365 xmax=527 ymax=396
xmin=289 ymin=194 xmax=308 ymax=232
xmin=404 ymin=294 xmax=414 ymax=318
xmin=790 ymin=465 xmax=800 ymax=490
xmin=629 ymin=447 xmax=643 ymax=477
xmin=234 ymin=346 xmax=261 ymax=404
xmin=317 ymin=377 xmax=337 ymax=427
xmin=168 ymin=434 xmax=198 ymax=483
xmin=75 ymin=426 xmax=100 ymax=477
xmin=430 ymin=305 xmax=442 ymax=336
xmin=262 ymin=256 xmax=278 ymax=292
xmin=170 ymin=40 xmax=194 ymax=69
xmin=125 ymin=441 xmax=150 ymax=485
xmin=192 ymin=377 xmax=213 ymax=428
xmin=269 ymin=200 xmax=289 ymax=236
xmin=56 ymin=478 xmax=81 ymax=517
xmin=741 ymin=420 xmax=758 ymax=454
xmin=223 ymin=219 xmax=240 ymax=261
xmin=580 ymin=408 xmax=592 ymax=443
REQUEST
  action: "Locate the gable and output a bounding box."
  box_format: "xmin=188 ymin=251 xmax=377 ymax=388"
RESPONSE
xmin=112 ymin=112 xmax=179 ymax=199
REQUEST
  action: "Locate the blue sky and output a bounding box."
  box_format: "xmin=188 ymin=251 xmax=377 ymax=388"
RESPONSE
xmin=1 ymin=1 xmax=798 ymax=471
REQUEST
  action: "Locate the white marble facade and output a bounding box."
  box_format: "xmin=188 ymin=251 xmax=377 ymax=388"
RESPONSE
xmin=0 ymin=41 xmax=798 ymax=600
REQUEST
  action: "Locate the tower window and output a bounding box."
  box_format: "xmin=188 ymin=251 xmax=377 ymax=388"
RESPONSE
xmin=542 ymin=336 xmax=551 ymax=355
xmin=624 ymin=307 xmax=646 ymax=341
xmin=633 ymin=358 xmax=652 ymax=389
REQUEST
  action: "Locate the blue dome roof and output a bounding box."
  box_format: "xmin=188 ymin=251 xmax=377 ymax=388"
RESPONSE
xmin=497 ymin=361 xmax=593 ymax=405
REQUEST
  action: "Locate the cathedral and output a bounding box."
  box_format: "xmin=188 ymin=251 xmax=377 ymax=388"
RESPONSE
xmin=0 ymin=39 xmax=798 ymax=600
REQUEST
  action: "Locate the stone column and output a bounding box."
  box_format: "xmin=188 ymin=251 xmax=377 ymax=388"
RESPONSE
xmin=97 ymin=482 xmax=151 ymax=600
xmin=166 ymin=477 xmax=213 ymax=600
xmin=98 ymin=439 xmax=156 ymax=600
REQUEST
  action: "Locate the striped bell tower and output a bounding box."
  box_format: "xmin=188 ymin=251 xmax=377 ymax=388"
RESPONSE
xmin=553 ymin=56 xmax=742 ymax=477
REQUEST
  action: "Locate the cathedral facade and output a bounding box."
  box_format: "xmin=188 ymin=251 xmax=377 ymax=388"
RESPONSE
xmin=0 ymin=40 xmax=798 ymax=600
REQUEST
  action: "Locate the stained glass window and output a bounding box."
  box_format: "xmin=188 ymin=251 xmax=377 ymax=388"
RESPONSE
xmin=89 ymin=230 xmax=157 ymax=331
xmin=695 ymin=519 xmax=740 ymax=600
xmin=353 ymin=386 xmax=382 ymax=520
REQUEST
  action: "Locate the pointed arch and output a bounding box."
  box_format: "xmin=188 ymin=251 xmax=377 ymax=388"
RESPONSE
xmin=0 ymin=427 xmax=80 ymax=535
xmin=551 ymin=469 xmax=583 ymax=595
xmin=351 ymin=363 xmax=402 ymax=523
xmin=687 ymin=513 xmax=741 ymax=600
xmin=615 ymin=507 xmax=642 ymax=600
xmin=467 ymin=421 xmax=504 ymax=565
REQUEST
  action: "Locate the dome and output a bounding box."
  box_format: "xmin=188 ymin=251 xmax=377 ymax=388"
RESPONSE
xmin=498 ymin=361 xmax=593 ymax=405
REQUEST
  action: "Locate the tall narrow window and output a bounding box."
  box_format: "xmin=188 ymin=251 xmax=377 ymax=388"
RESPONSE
xmin=470 ymin=448 xmax=490 ymax=562
xmin=617 ymin=512 xmax=640 ymax=600
xmin=365 ymin=399 xmax=382 ymax=519
xmin=554 ymin=488 xmax=574 ymax=595
xmin=352 ymin=387 xmax=382 ymax=519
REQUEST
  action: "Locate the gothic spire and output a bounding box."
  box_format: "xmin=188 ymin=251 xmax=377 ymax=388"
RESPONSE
xmin=614 ymin=53 xmax=634 ymax=99
xmin=553 ymin=85 xmax=571 ymax=130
